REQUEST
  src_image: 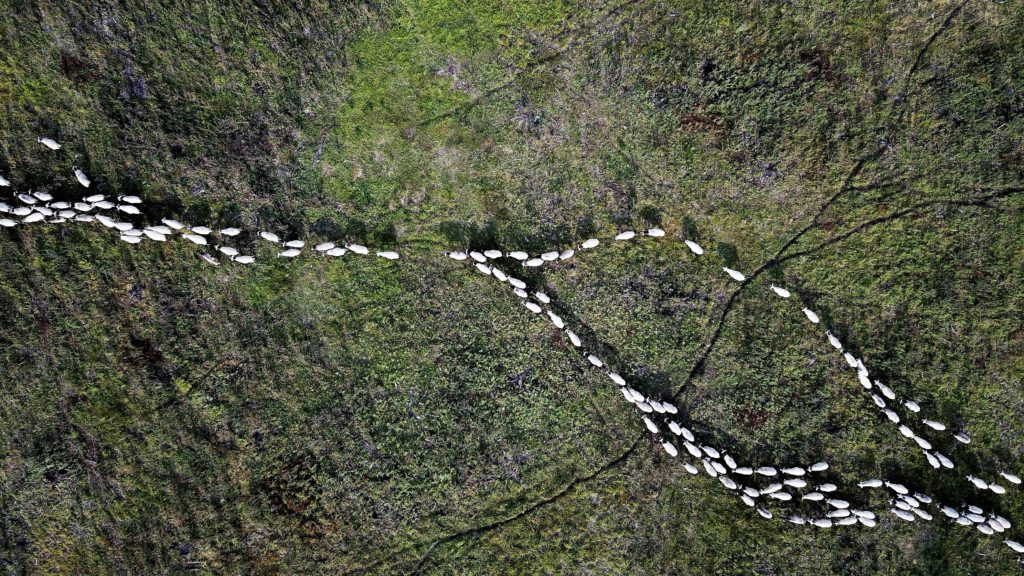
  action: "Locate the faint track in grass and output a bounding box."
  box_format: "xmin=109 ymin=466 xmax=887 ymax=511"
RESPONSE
xmin=775 ymin=184 xmax=1024 ymax=266
xmin=340 ymin=433 xmax=642 ymax=575
xmin=417 ymin=0 xmax=647 ymax=128
xmin=669 ymin=146 xmax=884 ymax=403
xmin=406 ymin=435 xmax=641 ymax=574
xmin=670 ymin=0 xmax=973 ymax=401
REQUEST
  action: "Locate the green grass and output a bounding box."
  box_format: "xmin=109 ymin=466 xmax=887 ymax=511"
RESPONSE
xmin=2 ymin=0 xmax=1024 ymax=574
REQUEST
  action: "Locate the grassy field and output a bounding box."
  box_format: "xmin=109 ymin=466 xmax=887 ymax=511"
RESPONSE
xmin=1 ymin=0 xmax=1023 ymax=574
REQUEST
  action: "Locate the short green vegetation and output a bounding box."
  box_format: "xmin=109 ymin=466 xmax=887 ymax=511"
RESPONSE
xmin=1 ymin=0 xmax=1022 ymax=574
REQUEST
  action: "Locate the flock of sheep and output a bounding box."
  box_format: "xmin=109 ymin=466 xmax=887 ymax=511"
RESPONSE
xmin=0 ymin=138 xmax=398 ymax=264
xmin=2 ymin=137 xmax=1023 ymax=559
xmin=445 ymin=235 xmax=1022 ymax=546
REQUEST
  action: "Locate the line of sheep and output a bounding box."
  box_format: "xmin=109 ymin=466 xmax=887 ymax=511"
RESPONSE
xmin=3 ymin=137 xmax=1023 ymax=558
